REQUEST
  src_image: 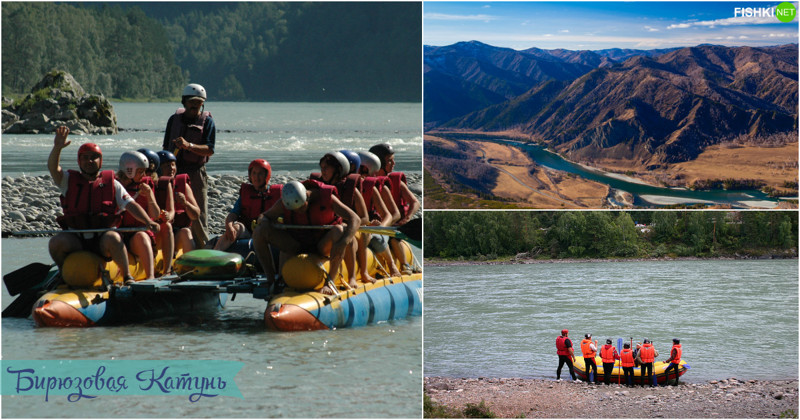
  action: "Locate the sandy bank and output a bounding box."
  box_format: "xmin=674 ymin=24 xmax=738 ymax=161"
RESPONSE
xmin=426 ymin=376 xmax=799 ymax=418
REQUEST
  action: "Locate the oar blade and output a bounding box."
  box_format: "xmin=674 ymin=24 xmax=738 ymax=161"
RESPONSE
xmin=4 ymin=262 xmax=54 ymax=296
xmin=398 ymin=218 xmax=421 ymax=242
xmin=2 ymin=289 xmax=40 ymax=318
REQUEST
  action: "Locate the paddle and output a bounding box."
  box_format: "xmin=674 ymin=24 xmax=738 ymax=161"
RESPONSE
xmin=274 ymin=222 xmax=422 ymax=247
xmin=2 ymin=267 xmax=60 ymax=318
xmin=7 ymin=226 xmax=148 ymax=237
xmin=617 ymin=338 xmax=622 ymax=385
xmin=4 ymin=262 xmax=54 ymax=296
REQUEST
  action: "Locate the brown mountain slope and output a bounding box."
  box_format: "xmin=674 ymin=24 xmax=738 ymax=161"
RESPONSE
xmin=443 ymin=44 xmax=798 ymax=167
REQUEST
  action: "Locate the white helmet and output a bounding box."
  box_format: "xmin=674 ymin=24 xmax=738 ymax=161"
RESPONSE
xmin=282 ymin=181 xmax=308 ymax=211
xmin=119 ymin=151 xmax=148 ymax=179
xmin=321 ymin=151 xmax=350 ymax=181
xmin=182 ymin=83 xmax=207 ymax=101
xmin=357 ymin=151 xmax=381 ymax=175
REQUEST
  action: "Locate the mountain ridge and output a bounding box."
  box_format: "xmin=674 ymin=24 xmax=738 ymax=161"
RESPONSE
xmin=426 ymin=42 xmax=798 ymax=167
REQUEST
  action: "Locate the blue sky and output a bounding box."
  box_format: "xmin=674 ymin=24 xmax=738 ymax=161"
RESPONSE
xmin=424 ymin=1 xmax=799 ymax=50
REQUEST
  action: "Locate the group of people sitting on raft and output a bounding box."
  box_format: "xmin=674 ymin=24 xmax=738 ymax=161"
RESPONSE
xmin=556 ymin=330 xmax=683 ymax=386
xmin=47 ymin=125 xmax=419 ymax=296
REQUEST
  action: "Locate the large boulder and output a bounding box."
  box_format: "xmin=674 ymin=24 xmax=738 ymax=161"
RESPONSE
xmin=2 ymin=70 xmax=117 ymax=135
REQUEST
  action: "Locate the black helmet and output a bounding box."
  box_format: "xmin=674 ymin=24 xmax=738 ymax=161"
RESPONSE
xmin=606 ymin=339 xmax=612 ymax=344
xmin=368 ymin=143 xmax=394 ymax=170
xmin=673 ymin=338 xmax=680 ymax=344
xmin=643 ymin=338 xmax=651 ymax=344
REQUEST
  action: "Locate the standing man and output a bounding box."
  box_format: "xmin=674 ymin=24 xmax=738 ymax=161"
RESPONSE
xmin=663 ymin=338 xmax=683 ymax=386
xmin=639 ymin=338 xmax=657 ymax=386
xmin=600 ymin=339 xmax=620 ymax=385
xmin=580 ymin=333 xmax=598 ymax=384
xmin=163 ymin=83 xmax=215 ymax=248
xmin=555 ymin=329 xmax=577 ymax=381
xmin=619 ymin=343 xmax=636 ymax=386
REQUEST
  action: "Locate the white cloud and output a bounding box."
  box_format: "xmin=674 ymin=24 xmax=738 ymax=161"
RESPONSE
xmin=644 ymin=26 xmax=659 ymax=32
xmin=668 ymin=13 xmax=780 ymax=29
xmin=424 ymin=13 xmax=498 ymax=21
xmin=559 ymin=29 xmax=570 ymax=33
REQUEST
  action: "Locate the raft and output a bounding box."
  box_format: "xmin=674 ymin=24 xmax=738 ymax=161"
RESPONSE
xmin=31 ymin=250 xmax=228 ymax=327
xmin=265 ymin=238 xmax=422 ymax=331
xmin=573 ymin=354 xmax=690 ymax=385
xmin=27 ymin=238 xmax=422 ymax=330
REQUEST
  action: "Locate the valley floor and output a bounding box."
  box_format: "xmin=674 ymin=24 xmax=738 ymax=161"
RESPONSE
xmin=423 ymin=132 xmax=797 ymax=210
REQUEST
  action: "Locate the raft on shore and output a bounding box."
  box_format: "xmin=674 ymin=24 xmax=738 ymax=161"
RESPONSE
xmin=573 ymin=355 xmax=690 ymax=385
xmin=25 ymin=240 xmax=421 ymax=330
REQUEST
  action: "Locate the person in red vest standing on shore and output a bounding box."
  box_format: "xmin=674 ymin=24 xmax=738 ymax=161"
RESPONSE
xmin=556 ymin=329 xmax=577 ymax=381
xmin=619 ymin=342 xmax=636 ymax=386
xmin=580 ymin=333 xmax=598 ymax=384
xmin=600 ymin=338 xmax=620 ymax=385
xmin=663 ymin=338 xmax=683 ymax=386
xmin=639 ymin=338 xmax=657 ymax=386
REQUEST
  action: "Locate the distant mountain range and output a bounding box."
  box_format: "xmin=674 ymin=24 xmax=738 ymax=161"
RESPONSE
xmin=425 ymin=41 xmax=798 ymax=166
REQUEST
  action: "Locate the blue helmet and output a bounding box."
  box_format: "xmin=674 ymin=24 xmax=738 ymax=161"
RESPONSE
xmin=137 ymin=148 xmax=160 ymax=173
xmin=156 ymin=150 xmax=176 ymax=163
xmin=339 ymin=150 xmax=361 ymax=174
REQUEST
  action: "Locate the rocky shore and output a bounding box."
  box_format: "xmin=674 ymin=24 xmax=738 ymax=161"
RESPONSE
xmin=1 ymin=173 xmax=421 ymax=237
xmin=425 ymin=376 xmax=799 ymax=418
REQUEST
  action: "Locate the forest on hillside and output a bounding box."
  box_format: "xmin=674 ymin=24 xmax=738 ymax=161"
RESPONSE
xmin=424 ymin=211 xmax=798 ymax=260
xmin=2 ymin=2 xmax=421 ymax=102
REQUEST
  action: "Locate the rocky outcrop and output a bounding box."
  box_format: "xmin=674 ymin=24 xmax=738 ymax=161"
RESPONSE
xmin=2 ymin=71 xmax=117 ymax=135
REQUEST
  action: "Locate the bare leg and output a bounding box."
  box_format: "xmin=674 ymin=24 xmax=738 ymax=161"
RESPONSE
xmin=128 ymin=232 xmax=155 ymax=279
xmin=99 ymin=231 xmax=131 ymax=281
xmin=378 ymin=248 xmax=402 ymax=277
xmin=157 ymin=221 xmax=175 ymax=274
xmin=343 ymin=238 xmax=358 ymax=289
xmin=253 ymin=222 xmax=278 ymax=282
xmin=357 ymin=234 xmax=376 ymax=284
xmin=390 ymin=238 xmax=411 ymax=274
xmin=175 ymin=227 xmax=195 ymax=255
xmin=48 ymin=232 xmax=83 ymax=269
xmin=319 ymin=226 xmax=347 ymax=295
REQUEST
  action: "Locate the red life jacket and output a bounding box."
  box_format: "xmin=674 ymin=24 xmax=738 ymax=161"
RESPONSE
xmin=335 ymin=174 xmax=362 ymax=210
xmin=57 ymin=169 xmax=121 ymax=229
xmin=600 ymin=345 xmax=616 ymax=363
xmin=309 ymin=173 xmax=361 ymax=211
xmin=580 ymin=339 xmax=596 ymax=358
xmin=283 ymin=179 xmax=341 ymax=227
xmin=387 ymin=172 xmax=410 ymax=221
xmin=155 ymin=174 xmax=191 ymax=229
xmin=556 ymin=336 xmax=571 ymax=356
xmin=670 ymin=344 xmax=682 ymax=363
xmin=360 ymin=176 xmax=389 ymax=221
xmin=620 ymin=348 xmax=635 ymax=367
xmin=168 ymin=109 xmax=211 ymax=169
xmin=640 ymin=343 xmax=655 ymax=363
xmin=120 ymin=176 xmax=155 ymax=227
xmin=239 ymin=183 xmax=282 ymax=231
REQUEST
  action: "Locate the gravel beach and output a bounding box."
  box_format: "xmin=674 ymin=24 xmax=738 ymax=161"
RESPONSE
xmin=425 ymin=377 xmax=799 ymax=418
xmin=1 ymin=173 xmax=421 ymax=237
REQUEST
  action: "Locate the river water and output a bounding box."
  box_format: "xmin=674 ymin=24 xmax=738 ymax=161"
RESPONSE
xmin=1 ymin=102 xmax=422 ymax=178
xmin=424 ymin=260 xmax=798 ymax=383
xmin=0 ymin=102 xmax=423 ymax=417
xmin=483 ymin=137 xmax=781 ymax=208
